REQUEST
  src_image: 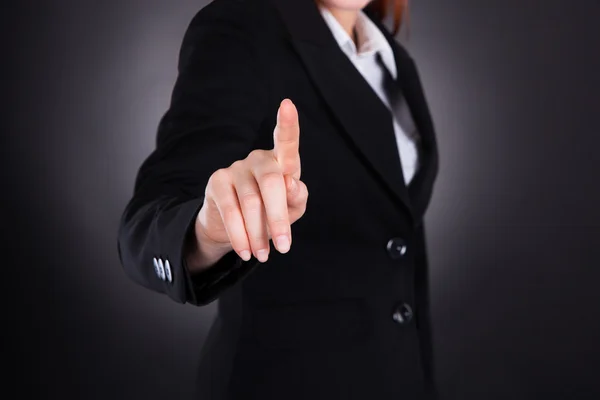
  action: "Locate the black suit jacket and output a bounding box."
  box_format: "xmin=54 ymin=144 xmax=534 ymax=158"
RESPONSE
xmin=117 ymin=0 xmax=440 ymax=399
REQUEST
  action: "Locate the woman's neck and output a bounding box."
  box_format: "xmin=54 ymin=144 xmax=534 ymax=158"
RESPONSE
xmin=322 ymin=5 xmax=360 ymax=41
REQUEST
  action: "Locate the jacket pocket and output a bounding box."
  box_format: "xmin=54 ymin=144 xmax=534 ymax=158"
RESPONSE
xmin=251 ymin=297 xmax=370 ymax=351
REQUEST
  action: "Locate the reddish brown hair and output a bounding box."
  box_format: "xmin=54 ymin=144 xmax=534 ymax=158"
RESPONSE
xmin=369 ymin=0 xmax=409 ymax=36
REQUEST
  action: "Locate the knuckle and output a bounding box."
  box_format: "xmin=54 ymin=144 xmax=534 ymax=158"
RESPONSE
xmin=248 ymin=235 xmax=268 ymax=249
xmin=231 ymin=246 xmax=245 ymax=255
xmin=276 ymin=133 xmax=298 ymax=144
xmin=236 ymin=234 xmax=251 ymax=249
xmin=247 ymin=149 xmax=267 ymax=162
xmin=210 ymin=168 xmax=230 ymax=186
xmin=220 ymin=204 xmax=239 ymax=221
xmin=230 ymin=159 xmax=244 ymax=170
xmin=271 ymin=223 xmax=290 ymax=236
xmin=239 ymin=193 xmax=263 ymax=210
xmin=259 ymin=171 xmax=283 ymax=189
xmin=269 ymin=215 xmax=288 ymax=225
xmin=290 ymin=181 xmax=308 ymax=201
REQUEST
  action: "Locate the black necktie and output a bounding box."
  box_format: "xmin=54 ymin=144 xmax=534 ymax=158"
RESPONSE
xmin=375 ymin=51 xmax=420 ymax=144
xmin=375 ymin=51 xmax=401 ymax=110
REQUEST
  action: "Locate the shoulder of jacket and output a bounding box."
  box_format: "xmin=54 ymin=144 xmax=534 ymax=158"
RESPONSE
xmin=189 ymin=0 xmax=269 ymax=31
xmin=392 ymin=40 xmax=414 ymax=62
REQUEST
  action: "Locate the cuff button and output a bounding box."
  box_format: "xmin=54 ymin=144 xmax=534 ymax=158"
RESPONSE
xmin=165 ymin=260 xmax=173 ymax=283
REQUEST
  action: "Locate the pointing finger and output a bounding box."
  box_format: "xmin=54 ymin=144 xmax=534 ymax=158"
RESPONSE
xmin=273 ymin=98 xmax=301 ymax=179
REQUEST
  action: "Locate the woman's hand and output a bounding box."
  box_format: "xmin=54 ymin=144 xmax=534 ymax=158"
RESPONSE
xmin=187 ymin=99 xmax=309 ymax=272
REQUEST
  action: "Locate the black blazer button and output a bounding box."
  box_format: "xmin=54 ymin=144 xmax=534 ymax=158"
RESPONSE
xmin=386 ymin=237 xmax=407 ymax=259
xmin=392 ymin=303 xmax=413 ymax=325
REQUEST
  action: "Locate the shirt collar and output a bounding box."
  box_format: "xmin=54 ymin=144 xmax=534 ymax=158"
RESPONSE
xmin=318 ymin=5 xmax=398 ymax=79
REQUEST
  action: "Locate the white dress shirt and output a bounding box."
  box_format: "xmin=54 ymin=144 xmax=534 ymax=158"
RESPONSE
xmin=318 ymin=6 xmax=421 ymax=185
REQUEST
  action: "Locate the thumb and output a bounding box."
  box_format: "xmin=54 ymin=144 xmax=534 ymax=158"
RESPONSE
xmin=285 ymin=175 xmax=308 ymax=213
xmin=285 ymin=174 xmax=297 ymax=193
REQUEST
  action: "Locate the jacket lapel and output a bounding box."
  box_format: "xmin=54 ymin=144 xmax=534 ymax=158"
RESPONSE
xmin=269 ymin=0 xmax=438 ymax=226
xmin=398 ymin=57 xmax=440 ymax=224
xmin=364 ymin=8 xmax=440 ymax=225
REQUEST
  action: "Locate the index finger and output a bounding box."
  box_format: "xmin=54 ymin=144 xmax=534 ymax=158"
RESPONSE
xmin=272 ymin=98 xmax=301 ymax=178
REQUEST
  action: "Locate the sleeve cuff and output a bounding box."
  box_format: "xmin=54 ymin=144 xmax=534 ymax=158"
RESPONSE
xmin=161 ymin=196 xmax=261 ymax=306
xmin=183 ymin=248 xmax=261 ymax=306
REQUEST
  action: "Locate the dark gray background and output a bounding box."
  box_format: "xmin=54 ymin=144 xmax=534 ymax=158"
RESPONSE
xmin=5 ymin=0 xmax=600 ymax=399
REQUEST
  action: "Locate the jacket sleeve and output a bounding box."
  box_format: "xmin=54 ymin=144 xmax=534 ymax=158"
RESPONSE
xmin=117 ymin=0 xmax=268 ymax=306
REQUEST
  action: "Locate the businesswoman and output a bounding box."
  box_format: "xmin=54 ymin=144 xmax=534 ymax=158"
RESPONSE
xmin=118 ymin=0 xmax=439 ymax=398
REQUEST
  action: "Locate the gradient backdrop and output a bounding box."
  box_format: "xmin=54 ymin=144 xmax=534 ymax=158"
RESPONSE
xmin=5 ymin=0 xmax=600 ymax=399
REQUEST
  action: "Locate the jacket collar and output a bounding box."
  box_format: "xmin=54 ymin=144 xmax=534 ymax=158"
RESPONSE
xmin=267 ymin=0 xmax=438 ymax=226
xmin=317 ymin=5 xmax=397 ymax=78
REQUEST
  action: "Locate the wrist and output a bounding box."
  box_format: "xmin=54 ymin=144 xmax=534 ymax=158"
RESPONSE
xmin=185 ymin=227 xmax=232 ymax=274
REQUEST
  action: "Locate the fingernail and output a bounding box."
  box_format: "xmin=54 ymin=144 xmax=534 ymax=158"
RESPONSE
xmin=275 ymin=235 xmax=290 ymax=253
xmin=256 ymin=249 xmax=269 ymax=263
xmin=240 ymin=250 xmax=251 ymax=261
